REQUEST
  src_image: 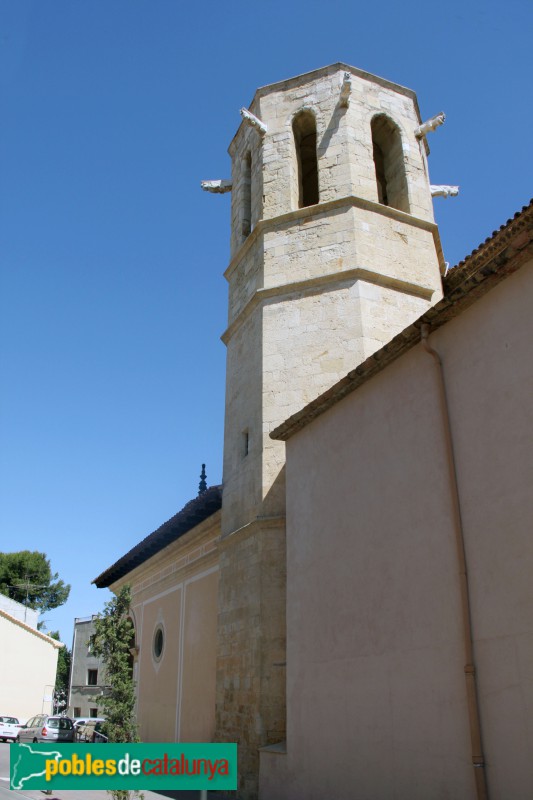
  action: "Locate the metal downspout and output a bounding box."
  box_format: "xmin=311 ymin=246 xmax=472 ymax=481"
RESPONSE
xmin=420 ymin=323 xmax=489 ymax=800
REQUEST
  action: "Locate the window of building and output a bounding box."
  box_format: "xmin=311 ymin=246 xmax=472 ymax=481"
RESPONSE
xmin=90 ymin=708 xmax=98 ymax=718
xmin=293 ymin=110 xmax=319 ymax=208
xmin=87 ymin=669 xmax=98 ymax=686
xmin=242 ymin=152 xmax=252 ymax=239
xmin=153 ymin=625 xmax=164 ymax=662
xmin=74 ymin=707 xmax=81 ymax=718
xmin=371 ymin=115 xmax=409 ymax=213
xmin=243 ymin=429 xmax=249 ymax=457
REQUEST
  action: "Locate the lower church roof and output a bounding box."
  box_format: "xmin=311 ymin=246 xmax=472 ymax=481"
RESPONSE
xmin=93 ymin=484 xmax=222 ymax=588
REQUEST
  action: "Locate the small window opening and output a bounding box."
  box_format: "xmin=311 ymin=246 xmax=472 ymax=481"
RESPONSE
xmin=243 ymin=429 xmax=249 ymax=457
xmin=90 ymin=708 xmax=98 ymax=718
xmin=153 ymin=625 xmax=164 ymax=661
xmin=371 ymin=115 xmax=409 ymax=213
xmin=293 ymin=111 xmax=319 ymax=208
xmin=242 ymin=152 xmax=252 ymax=238
xmin=87 ymin=669 xmax=98 ymax=686
xmin=74 ymin=707 xmax=81 ymax=718
xmin=373 ymin=140 xmax=388 ymax=205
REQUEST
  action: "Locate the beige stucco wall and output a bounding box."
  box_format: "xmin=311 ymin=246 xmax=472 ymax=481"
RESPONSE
xmin=112 ymin=510 xmax=220 ymax=744
xmin=136 ymin=585 xmax=182 ymax=741
xmin=264 ymin=260 xmax=533 ymax=799
xmin=0 ymin=611 xmax=62 ymax=721
xmin=179 ymin=569 xmax=218 ymax=741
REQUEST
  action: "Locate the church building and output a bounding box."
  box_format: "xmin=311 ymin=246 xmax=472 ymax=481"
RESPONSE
xmin=94 ymin=64 xmax=533 ymax=800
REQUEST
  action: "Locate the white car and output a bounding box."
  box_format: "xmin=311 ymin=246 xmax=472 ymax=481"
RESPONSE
xmin=0 ymin=716 xmax=21 ymax=742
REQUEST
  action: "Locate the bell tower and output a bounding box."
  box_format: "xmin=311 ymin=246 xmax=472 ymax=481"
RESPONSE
xmin=206 ymin=63 xmax=446 ymax=797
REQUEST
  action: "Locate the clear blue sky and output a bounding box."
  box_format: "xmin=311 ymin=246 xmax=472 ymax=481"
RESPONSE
xmin=1 ymin=0 xmax=531 ymax=643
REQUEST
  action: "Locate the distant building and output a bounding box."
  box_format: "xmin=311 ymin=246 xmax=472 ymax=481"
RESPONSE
xmin=68 ymin=616 xmax=106 ymax=718
xmin=0 ymin=596 xmax=62 ymax=721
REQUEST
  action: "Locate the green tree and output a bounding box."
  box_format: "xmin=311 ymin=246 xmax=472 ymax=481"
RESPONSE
xmin=0 ymin=551 xmax=70 ymax=613
xmin=49 ymin=632 xmax=71 ymax=714
xmin=90 ymin=585 xmax=138 ymax=744
xmin=90 ymin=586 xmax=141 ymax=800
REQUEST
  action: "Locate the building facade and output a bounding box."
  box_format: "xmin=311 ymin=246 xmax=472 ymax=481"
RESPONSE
xmin=0 ymin=597 xmax=63 ymax=721
xmin=94 ymin=63 xmax=533 ymax=799
xmin=266 ymin=201 xmax=533 ymax=800
xmin=94 ymin=487 xmax=222 ymax=744
xmin=68 ymin=616 xmax=106 ymax=719
xmin=217 ymin=63 xmax=444 ymax=794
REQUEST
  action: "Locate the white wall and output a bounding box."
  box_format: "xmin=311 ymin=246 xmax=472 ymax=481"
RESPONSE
xmin=0 ymin=610 xmax=62 ymax=720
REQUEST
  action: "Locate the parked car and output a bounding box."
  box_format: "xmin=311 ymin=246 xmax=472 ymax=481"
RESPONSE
xmin=0 ymin=716 xmax=21 ymax=742
xmin=73 ymin=717 xmax=103 ymax=737
xmin=17 ymin=715 xmax=75 ymax=743
xmin=76 ymin=720 xmax=108 ymax=743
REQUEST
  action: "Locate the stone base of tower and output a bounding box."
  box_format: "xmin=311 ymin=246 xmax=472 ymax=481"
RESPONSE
xmin=215 ymin=516 xmax=286 ymax=799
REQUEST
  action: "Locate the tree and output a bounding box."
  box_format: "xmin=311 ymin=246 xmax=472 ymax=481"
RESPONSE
xmin=90 ymin=586 xmax=141 ymax=800
xmin=0 ymin=551 xmax=70 ymax=613
xmin=49 ymin=631 xmax=71 ymax=714
xmin=90 ymin=585 xmax=138 ymax=744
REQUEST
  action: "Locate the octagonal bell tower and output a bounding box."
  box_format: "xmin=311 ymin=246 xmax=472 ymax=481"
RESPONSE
xmin=210 ymin=63 xmax=446 ymax=797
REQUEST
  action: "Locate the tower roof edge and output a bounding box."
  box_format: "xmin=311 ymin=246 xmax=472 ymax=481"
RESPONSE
xmin=228 ymin=63 xmax=425 ymax=155
xmin=251 ymin=63 xmax=421 ymax=115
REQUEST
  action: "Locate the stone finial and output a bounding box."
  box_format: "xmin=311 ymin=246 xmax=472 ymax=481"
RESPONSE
xmin=430 ymin=184 xmax=460 ymax=198
xmin=198 ymin=464 xmax=207 ymax=495
xmin=415 ymin=112 xmax=446 ymax=139
xmin=340 ymin=72 xmax=352 ymax=107
xmin=240 ymin=107 xmax=268 ymax=135
xmin=201 ymin=179 xmax=233 ymax=194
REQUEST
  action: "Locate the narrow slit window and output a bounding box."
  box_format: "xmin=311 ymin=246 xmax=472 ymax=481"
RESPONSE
xmin=242 ymin=152 xmax=252 ymax=238
xmin=371 ymin=115 xmax=409 ymax=213
xmin=293 ymin=111 xmax=319 ymax=208
xmin=373 ymin=139 xmax=388 ymax=205
xmin=243 ymin=429 xmax=249 ymax=457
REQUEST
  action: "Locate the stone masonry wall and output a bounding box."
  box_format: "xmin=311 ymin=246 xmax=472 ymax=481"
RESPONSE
xmin=218 ymin=64 xmax=445 ymax=799
xmin=216 ymin=521 xmax=286 ymax=799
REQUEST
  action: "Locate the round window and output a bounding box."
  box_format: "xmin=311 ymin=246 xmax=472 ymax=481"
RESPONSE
xmin=153 ymin=626 xmax=164 ymax=661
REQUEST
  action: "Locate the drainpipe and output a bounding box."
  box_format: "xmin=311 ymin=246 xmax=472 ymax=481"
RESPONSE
xmin=420 ymin=323 xmax=489 ymax=800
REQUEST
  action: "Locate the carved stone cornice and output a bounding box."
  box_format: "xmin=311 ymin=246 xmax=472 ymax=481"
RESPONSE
xmin=221 ymin=266 xmax=436 ymax=345
xmin=224 ymin=194 xmax=445 ymax=283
